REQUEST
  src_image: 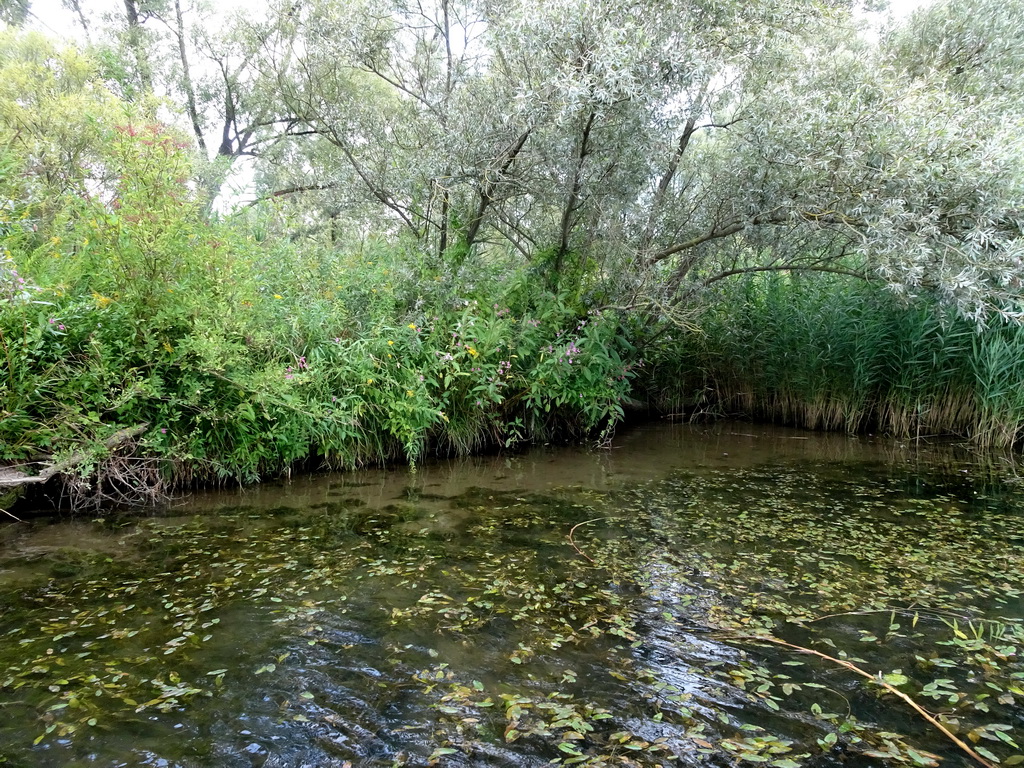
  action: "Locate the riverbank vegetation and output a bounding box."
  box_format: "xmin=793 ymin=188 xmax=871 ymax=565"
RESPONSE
xmin=2 ymin=0 xmax=1024 ymax=506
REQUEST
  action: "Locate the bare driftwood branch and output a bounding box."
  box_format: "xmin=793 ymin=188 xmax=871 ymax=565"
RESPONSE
xmin=567 ymin=517 xmax=606 ymax=563
xmin=729 ymin=633 xmax=998 ymax=768
xmin=0 ymin=424 xmax=149 ymax=490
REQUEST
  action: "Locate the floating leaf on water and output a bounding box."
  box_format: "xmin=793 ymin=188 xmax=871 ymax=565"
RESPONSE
xmin=975 ymin=746 xmax=1001 ymax=763
xmin=882 ymin=672 xmax=910 ymax=686
xmin=428 ymin=747 xmax=458 ymax=760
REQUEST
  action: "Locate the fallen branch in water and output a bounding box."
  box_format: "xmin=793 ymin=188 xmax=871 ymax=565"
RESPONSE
xmin=1 ymin=506 xmax=23 ymax=522
xmin=802 ymin=606 xmax=977 ymax=626
xmin=0 ymin=424 xmax=149 ymax=490
xmin=728 ymin=633 xmax=998 ymax=768
xmin=568 ymin=517 xmax=606 ymax=563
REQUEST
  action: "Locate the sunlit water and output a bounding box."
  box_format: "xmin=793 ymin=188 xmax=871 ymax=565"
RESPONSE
xmin=1 ymin=422 xmax=1022 ymax=767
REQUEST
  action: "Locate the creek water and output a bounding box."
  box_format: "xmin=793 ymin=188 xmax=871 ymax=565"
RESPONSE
xmin=1 ymin=422 xmax=1023 ymax=768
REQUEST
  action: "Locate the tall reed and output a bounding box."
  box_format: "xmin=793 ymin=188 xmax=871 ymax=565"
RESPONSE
xmin=642 ymin=275 xmax=1024 ymax=449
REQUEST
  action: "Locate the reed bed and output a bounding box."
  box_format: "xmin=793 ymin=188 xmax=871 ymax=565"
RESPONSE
xmin=644 ymin=276 xmax=1024 ymax=449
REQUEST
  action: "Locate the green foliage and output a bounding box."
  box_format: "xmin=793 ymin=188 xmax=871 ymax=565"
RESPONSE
xmin=0 ymin=49 xmax=639 ymax=493
xmin=642 ymin=275 xmax=1024 ymax=448
xmin=2 ymin=17 xmax=1024 ymax=502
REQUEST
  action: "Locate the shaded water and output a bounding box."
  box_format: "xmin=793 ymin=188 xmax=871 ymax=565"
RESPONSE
xmin=2 ymin=422 xmax=1023 ymax=767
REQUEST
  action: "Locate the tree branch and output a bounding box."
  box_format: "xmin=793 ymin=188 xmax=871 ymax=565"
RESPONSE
xmin=463 ymin=128 xmax=532 ymax=248
xmin=729 ymin=634 xmax=998 ymax=768
xmin=700 ymin=263 xmax=866 ymax=287
xmin=648 ymin=209 xmax=863 ymax=266
xmin=173 ymin=0 xmax=206 ymax=155
xmin=556 ymin=109 xmax=598 ymax=266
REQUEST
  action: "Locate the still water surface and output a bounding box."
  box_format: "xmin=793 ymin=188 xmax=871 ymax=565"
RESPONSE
xmin=1 ymin=422 xmax=1023 ymax=767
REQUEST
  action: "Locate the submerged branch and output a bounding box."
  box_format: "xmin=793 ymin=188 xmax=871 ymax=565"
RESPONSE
xmin=728 ymin=633 xmax=999 ymax=768
xmin=567 ymin=517 xmax=605 ymax=563
xmin=1 ymin=504 xmax=23 ymax=522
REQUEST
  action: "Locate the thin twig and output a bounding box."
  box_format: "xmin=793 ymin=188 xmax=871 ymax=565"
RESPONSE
xmin=803 ymin=607 xmax=976 ymax=625
xmin=728 ymin=633 xmax=998 ymax=768
xmin=1 ymin=507 xmax=24 ymax=522
xmin=568 ymin=517 xmax=605 ymax=563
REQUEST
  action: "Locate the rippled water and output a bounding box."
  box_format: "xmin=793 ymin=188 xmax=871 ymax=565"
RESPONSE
xmin=1 ymin=422 xmax=1022 ymax=768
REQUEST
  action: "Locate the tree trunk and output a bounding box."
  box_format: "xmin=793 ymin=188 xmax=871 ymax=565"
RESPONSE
xmin=122 ymin=0 xmax=154 ymax=100
xmin=173 ymin=0 xmax=207 ymax=155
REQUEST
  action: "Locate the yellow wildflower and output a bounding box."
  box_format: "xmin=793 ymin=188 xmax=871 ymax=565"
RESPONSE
xmin=387 ymin=340 xmax=394 ymax=346
xmin=468 ymin=347 xmax=479 ymax=357
xmin=273 ymin=294 xmax=283 ymax=299
xmin=407 ymin=323 xmax=417 ymax=330
xmin=163 ymin=341 xmax=174 ymax=353
xmin=92 ymin=292 xmax=113 ymax=307
xmin=367 ymin=378 xmax=374 ymax=384
xmin=406 ymin=390 xmax=414 ymax=397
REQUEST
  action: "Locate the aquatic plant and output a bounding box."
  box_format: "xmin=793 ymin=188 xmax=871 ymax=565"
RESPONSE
xmin=2 ymin=459 xmax=1022 ymax=766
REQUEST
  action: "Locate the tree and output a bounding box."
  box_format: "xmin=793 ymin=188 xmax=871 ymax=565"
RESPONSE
xmin=24 ymin=0 xmax=1022 ymax=322
xmin=237 ymin=0 xmax=1021 ymax=321
xmin=0 ymin=0 xmax=30 ymax=26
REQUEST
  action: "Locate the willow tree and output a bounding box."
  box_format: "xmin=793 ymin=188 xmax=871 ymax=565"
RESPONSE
xmin=220 ymin=0 xmax=1024 ymax=320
